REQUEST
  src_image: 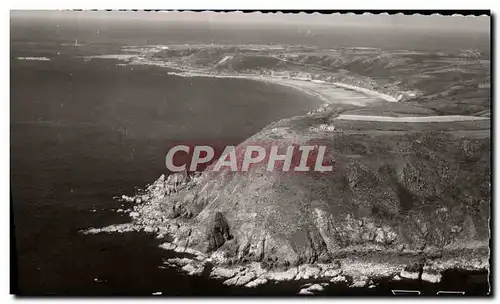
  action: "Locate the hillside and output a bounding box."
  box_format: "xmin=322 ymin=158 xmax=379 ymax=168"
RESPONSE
xmin=109 ymin=102 xmax=490 ymax=287
xmin=84 ymin=44 xmax=491 ymax=288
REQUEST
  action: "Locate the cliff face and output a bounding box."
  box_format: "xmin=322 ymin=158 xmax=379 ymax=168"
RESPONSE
xmin=129 ymin=104 xmax=490 ymax=277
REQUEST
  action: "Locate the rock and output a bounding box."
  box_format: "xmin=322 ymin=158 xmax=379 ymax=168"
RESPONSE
xmin=159 ymin=242 xmax=177 ymax=251
xmin=157 ymin=174 xmax=166 ymax=183
xmin=222 ymin=276 xmax=238 ymax=286
xmin=143 ymin=226 xmax=155 ymax=233
xmin=245 ymin=278 xmax=268 ymax=288
xmin=295 ymin=264 xmax=321 ymax=280
xmin=350 ymin=276 xmax=368 ymax=288
xmin=374 ymin=228 xmax=386 ymax=243
xmin=181 ymin=264 xmax=197 ymax=274
xmin=298 ymin=283 xmax=324 ymax=295
xmin=195 ymin=254 xmax=206 ymax=261
xmin=392 ymin=274 xmax=402 ymax=281
xmin=210 ymin=267 xmax=239 ymax=279
xmin=184 ymin=247 xmax=203 ymax=256
xmin=81 ymin=223 xmax=140 ymax=234
xmin=400 ymin=270 xmax=419 ymax=280
xmin=121 ymin=195 xmax=135 ymax=202
xmin=350 ymin=281 xmax=366 ymax=288
xmin=421 ymin=270 xmax=442 ymax=283
xmin=330 ymin=275 xmax=348 ymax=283
xmin=236 ymin=272 xmax=257 ymax=286
xmin=322 ymin=268 xmax=342 ymax=278
xmin=129 ymin=211 xmax=140 ymax=218
xmin=165 ymin=258 xmax=191 ymax=267
xmin=223 ymin=271 xmax=256 ymax=286
xmin=166 ymin=171 xmax=190 ymax=189
xmin=116 ymin=209 xmax=123 ymax=213
xmin=400 ymin=263 xmax=422 ymax=280
xmin=211 ymin=250 xmax=230 ymax=264
xmin=307 ymin=284 xmax=324 ymax=292
xmin=207 ymin=212 xmax=232 ymax=251
xmin=298 ymin=289 xmax=314 ymax=295
xmin=264 ymin=267 xmax=298 ymax=281
xmin=181 ymin=263 xmax=205 ymax=276
xmin=368 ymin=284 xmax=376 ymax=288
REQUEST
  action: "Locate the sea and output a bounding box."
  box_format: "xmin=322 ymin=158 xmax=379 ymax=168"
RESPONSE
xmin=10 ymin=18 xmax=490 ymax=296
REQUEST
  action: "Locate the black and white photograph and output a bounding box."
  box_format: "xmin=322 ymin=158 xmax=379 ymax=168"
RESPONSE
xmin=9 ymin=9 xmax=491 ymax=296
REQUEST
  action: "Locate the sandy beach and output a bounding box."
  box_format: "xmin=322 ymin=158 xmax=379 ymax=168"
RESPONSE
xmin=163 ymin=71 xmax=394 ymax=107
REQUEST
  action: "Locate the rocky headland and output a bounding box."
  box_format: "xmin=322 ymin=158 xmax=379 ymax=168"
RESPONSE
xmin=82 ymin=44 xmax=490 ymax=292
xmin=83 ymin=108 xmax=490 ymax=291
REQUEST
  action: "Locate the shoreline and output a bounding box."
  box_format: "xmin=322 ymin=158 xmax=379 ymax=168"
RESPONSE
xmin=82 ymin=172 xmax=489 ymax=291
xmin=162 ymin=70 xmax=396 ymax=106
xmin=86 ymin=55 xmax=489 ymax=123
xmin=85 ymin=54 xmax=398 ymax=106
xmin=165 ymin=71 xmax=332 ymax=106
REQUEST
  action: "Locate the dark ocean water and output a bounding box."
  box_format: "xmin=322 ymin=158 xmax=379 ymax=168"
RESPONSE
xmin=10 ymin=21 xmax=490 ymax=296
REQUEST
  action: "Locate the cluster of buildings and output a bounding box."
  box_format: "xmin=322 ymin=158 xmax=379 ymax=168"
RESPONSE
xmin=258 ymin=70 xmax=313 ymax=80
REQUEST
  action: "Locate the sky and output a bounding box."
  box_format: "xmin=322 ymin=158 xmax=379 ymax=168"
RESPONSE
xmin=11 ymin=10 xmax=490 ymax=33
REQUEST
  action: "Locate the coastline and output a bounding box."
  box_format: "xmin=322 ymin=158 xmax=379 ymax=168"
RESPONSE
xmin=85 ymin=54 xmax=397 ymax=107
xmin=162 ymin=71 xmax=396 ymax=106
xmin=82 ymin=171 xmax=489 ymax=291
xmin=80 ymin=52 xmax=490 ymax=293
